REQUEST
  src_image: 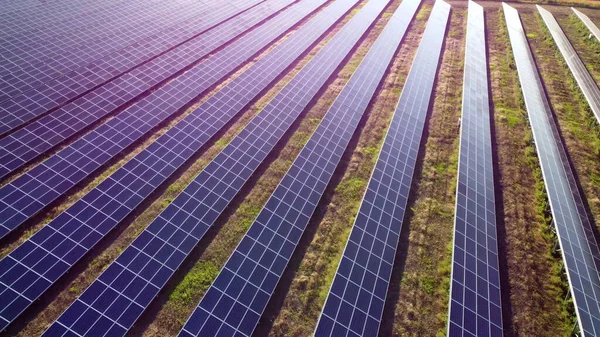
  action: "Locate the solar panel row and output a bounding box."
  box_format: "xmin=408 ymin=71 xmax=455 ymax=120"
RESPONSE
xmin=0 ymin=0 xmax=261 ymax=136
xmin=0 ymin=0 xmax=303 ymax=238
xmin=0 ymin=0 xmax=248 ymax=103
xmin=572 ymin=7 xmax=600 ymax=43
xmin=447 ymin=2 xmax=503 ymax=337
xmin=537 ymin=6 xmax=600 ymax=131
xmin=0 ymin=0 xmax=338 ymax=331
xmin=38 ymin=1 xmax=369 ymax=335
xmin=503 ymin=3 xmax=600 ymax=336
xmin=314 ymin=1 xmax=449 ymax=336
xmin=177 ymin=0 xmax=419 ymax=335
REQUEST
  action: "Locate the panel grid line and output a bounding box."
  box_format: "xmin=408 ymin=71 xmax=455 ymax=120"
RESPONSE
xmin=447 ymin=2 xmax=503 ymax=336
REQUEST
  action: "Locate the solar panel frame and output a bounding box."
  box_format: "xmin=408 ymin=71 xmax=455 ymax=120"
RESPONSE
xmin=537 ymin=5 xmax=600 ymax=134
xmin=447 ymin=2 xmax=503 ymax=336
xmin=0 ymin=0 xmax=345 ymax=331
xmin=176 ymin=0 xmax=432 ymax=336
xmin=313 ymin=2 xmax=451 ymax=336
xmin=504 ymin=3 xmax=600 ymax=336
xmin=0 ymin=0 xmax=302 ymax=239
xmin=572 ymin=7 xmax=600 ymax=43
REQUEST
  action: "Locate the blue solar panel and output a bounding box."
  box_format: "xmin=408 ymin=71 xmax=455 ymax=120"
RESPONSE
xmin=0 ymin=0 xmax=344 ymax=331
xmin=0 ymin=0 xmax=238 ymax=103
xmin=504 ymin=3 xmax=600 ymax=336
xmin=0 ymin=0 xmax=301 ymax=239
xmin=313 ymin=1 xmax=449 ymax=336
xmin=176 ymin=0 xmax=419 ymax=335
xmin=0 ymin=0 xmax=263 ymax=136
xmin=38 ymin=1 xmax=366 ymax=335
xmin=537 ymin=6 xmax=600 ymax=132
xmin=447 ymin=2 xmax=503 ymax=337
xmin=572 ymin=7 xmax=600 ymax=43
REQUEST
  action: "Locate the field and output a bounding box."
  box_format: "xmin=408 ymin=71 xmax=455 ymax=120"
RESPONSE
xmin=2 ymin=0 xmax=600 ymax=336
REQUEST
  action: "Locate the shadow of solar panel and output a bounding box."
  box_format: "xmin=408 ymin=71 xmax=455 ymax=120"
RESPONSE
xmin=0 ymin=0 xmax=303 ymax=239
xmin=504 ymin=3 xmax=600 ymax=336
xmin=175 ymin=0 xmax=429 ymax=336
xmin=0 ymin=0 xmax=263 ymax=136
xmin=447 ymin=2 xmax=503 ymax=337
xmin=35 ymin=0 xmax=375 ymax=335
xmin=572 ymin=7 xmax=600 ymax=43
xmin=537 ymin=6 xmax=600 ymax=133
xmin=0 ymin=0 xmax=338 ymax=331
xmin=0 ymin=0 xmax=245 ymax=103
xmin=313 ymin=1 xmax=450 ymax=336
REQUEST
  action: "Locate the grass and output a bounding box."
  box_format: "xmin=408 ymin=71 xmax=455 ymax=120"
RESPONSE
xmin=489 ymin=8 xmax=573 ymax=336
xmin=388 ymin=7 xmax=465 ymax=337
xmin=264 ymin=3 xmax=433 ymax=337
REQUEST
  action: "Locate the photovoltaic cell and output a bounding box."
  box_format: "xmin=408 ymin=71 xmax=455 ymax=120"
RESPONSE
xmin=0 ymin=0 xmax=341 ymax=331
xmin=0 ymin=0 xmax=301 ymax=239
xmin=0 ymin=0 xmax=262 ymax=136
xmin=314 ymin=1 xmax=450 ymax=336
xmin=176 ymin=0 xmax=422 ymax=335
xmin=504 ymin=3 xmax=600 ymax=336
xmin=572 ymin=7 xmax=600 ymax=43
xmin=537 ymin=6 xmax=600 ymax=131
xmin=38 ymin=1 xmax=367 ymax=335
xmin=447 ymin=2 xmax=503 ymax=337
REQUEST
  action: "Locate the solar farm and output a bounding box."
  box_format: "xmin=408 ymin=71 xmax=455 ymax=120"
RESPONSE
xmin=2 ymin=0 xmax=600 ymax=336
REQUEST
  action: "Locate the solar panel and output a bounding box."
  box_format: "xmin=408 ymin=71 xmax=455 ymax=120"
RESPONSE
xmin=0 ymin=0 xmax=262 ymax=135
xmin=537 ymin=6 xmax=600 ymax=132
xmin=175 ymin=0 xmax=427 ymax=335
xmin=447 ymin=2 xmax=503 ymax=337
xmin=0 ymin=0 xmax=348 ymax=331
xmin=0 ymin=0 xmax=304 ymax=239
xmin=313 ymin=2 xmax=450 ymax=336
xmin=572 ymin=7 xmax=600 ymax=43
xmin=504 ymin=3 xmax=600 ymax=336
xmin=0 ymin=0 xmax=228 ymax=102
xmin=36 ymin=1 xmax=369 ymax=335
